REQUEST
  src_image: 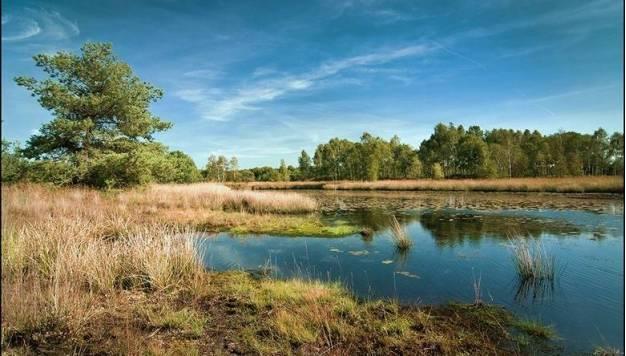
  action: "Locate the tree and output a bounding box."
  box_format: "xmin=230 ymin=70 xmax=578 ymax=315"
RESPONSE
xmin=431 ymin=163 xmax=444 ymax=179
xmin=229 ymin=156 xmax=239 ymax=182
xmin=609 ymin=132 xmax=624 ymax=175
xmin=14 ymin=42 xmax=172 ymax=187
xmin=298 ymin=150 xmax=312 ymax=179
xmin=1 ymin=140 xmax=28 ymax=183
xmin=406 ymin=157 xmax=422 ymax=179
xmin=457 ymin=134 xmax=494 ymax=178
xmin=279 ymin=159 xmax=290 ymax=181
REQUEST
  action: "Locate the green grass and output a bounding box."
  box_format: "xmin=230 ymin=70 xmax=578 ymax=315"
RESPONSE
xmin=229 ymin=216 xmax=361 ymax=237
xmin=142 ymin=307 xmax=207 ymax=338
xmin=512 ymin=319 xmax=556 ymax=339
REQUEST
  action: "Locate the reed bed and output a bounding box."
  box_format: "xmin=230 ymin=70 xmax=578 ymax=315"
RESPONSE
xmin=389 ymin=215 xmax=412 ymax=251
xmin=233 ymin=176 xmax=624 ymax=193
xmin=131 ymin=183 xmax=318 ymax=213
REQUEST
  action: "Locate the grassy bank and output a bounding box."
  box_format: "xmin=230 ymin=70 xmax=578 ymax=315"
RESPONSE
xmin=1 ymin=183 xmax=356 ymax=237
xmin=1 ymin=184 xmax=556 ymax=354
xmin=230 ymin=176 xmax=624 ymax=193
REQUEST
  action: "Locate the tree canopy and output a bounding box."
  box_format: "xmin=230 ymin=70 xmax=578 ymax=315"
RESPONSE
xmin=8 ymin=42 xmax=199 ymax=187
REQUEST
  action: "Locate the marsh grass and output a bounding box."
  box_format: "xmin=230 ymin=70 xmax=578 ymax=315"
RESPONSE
xmin=141 ymin=183 xmax=317 ymax=213
xmin=389 ymin=215 xmax=412 ymax=251
xmin=510 ymin=239 xmax=555 ymax=283
xmin=232 ymin=176 xmax=624 ymax=193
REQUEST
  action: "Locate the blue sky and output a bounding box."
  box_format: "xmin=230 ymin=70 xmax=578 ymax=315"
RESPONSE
xmin=2 ymin=0 xmax=623 ymax=168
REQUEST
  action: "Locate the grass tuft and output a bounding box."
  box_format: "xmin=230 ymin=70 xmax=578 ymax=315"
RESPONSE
xmin=510 ymin=239 xmax=555 ymax=282
xmin=390 ymin=215 xmax=412 ymax=251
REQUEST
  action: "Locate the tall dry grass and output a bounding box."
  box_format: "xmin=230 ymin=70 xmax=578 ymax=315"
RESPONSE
xmin=0 ymin=183 xmax=316 ymax=351
xmin=232 ymin=176 xmax=624 ymax=193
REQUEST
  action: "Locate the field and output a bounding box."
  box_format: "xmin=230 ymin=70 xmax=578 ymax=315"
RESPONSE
xmin=230 ymin=176 xmax=624 ymax=193
xmin=1 ymin=183 xmax=558 ymax=354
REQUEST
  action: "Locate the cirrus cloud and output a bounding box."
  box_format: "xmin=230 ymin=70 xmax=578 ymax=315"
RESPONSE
xmin=2 ymin=8 xmax=79 ymax=42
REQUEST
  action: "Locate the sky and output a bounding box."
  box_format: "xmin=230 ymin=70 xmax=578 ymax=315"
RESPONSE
xmin=1 ymin=0 xmax=624 ymax=168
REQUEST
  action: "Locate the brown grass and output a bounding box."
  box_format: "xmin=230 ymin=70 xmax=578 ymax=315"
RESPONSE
xmin=1 ymin=183 xmax=557 ymax=354
xmin=132 ymin=183 xmax=317 ymax=213
xmin=231 ymin=176 xmax=624 ymax=193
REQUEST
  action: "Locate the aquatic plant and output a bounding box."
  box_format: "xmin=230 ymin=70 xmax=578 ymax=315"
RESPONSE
xmin=472 ymin=270 xmax=482 ymax=305
xmin=510 ymin=239 xmax=555 ymax=282
xmin=389 ymin=215 xmax=412 ymax=251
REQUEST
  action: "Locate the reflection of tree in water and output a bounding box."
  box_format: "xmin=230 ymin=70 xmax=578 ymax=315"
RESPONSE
xmin=418 ymin=211 xmax=581 ymax=247
xmin=324 ymin=208 xmax=421 ymax=232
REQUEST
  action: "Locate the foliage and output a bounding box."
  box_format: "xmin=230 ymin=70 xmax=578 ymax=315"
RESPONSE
xmin=250 ymin=124 xmax=624 ymax=181
xmin=1 ymin=140 xmax=28 ymax=183
xmin=431 ymin=163 xmax=444 ymax=179
xmin=7 ymin=42 xmax=201 ymax=188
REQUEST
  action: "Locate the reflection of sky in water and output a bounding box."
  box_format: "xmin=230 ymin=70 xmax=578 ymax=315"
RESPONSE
xmin=195 ymin=209 xmax=624 ymax=353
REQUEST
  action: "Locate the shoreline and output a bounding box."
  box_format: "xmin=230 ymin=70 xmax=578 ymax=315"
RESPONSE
xmin=227 ymin=176 xmax=624 ymax=194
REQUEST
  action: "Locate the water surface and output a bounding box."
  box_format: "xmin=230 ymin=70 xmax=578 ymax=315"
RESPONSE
xmin=196 ymin=194 xmax=624 ymax=353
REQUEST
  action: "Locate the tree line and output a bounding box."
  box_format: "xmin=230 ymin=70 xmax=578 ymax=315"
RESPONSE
xmin=237 ymin=125 xmax=623 ymax=182
xmin=1 ymin=42 xmax=623 ymax=187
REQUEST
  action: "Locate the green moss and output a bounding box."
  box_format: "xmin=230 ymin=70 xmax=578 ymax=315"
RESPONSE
xmin=229 ymin=216 xmax=361 ymax=237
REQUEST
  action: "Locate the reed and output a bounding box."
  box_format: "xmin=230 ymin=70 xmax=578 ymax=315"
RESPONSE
xmin=389 ymin=215 xmax=412 ymax=251
xmin=510 ymin=239 xmax=555 ymax=282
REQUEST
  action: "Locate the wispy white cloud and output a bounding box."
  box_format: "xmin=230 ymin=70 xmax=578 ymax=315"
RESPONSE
xmin=2 ymin=8 xmax=79 ymax=42
xmin=175 ymin=44 xmax=436 ymax=120
xmin=1 ymin=16 xmax=41 ymax=41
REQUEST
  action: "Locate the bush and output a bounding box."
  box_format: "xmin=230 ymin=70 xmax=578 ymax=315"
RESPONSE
xmin=26 ymin=160 xmax=78 ymax=186
xmin=1 ymin=140 xmax=29 ymax=183
xmin=84 ymin=151 xmax=153 ymax=189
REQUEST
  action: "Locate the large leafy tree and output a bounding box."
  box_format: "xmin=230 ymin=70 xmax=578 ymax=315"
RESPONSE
xmin=15 ymin=42 xmax=171 ymax=161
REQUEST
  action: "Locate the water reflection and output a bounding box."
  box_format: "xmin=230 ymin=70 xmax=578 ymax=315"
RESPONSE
xmin=514 ymin=277 xmax=555 ymax=305
xmin=328 ymin=208 xmax=587 ymax=246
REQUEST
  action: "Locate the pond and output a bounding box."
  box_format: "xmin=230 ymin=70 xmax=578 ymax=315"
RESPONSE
xmin=195 ymin=192 xmax=624 ymax=354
